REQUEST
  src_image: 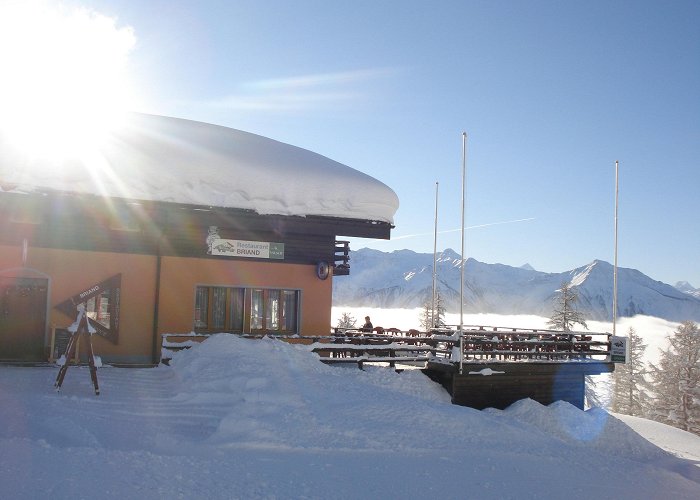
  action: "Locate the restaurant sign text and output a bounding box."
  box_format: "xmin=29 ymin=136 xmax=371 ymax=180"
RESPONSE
xmin=211 ymin=239 xmax=284 ymax=259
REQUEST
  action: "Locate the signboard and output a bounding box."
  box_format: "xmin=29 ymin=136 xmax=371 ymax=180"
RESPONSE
xmin=210 ymin=239 xmax=284 ymax=260
xmin=610 ymin=335 xmax=627 ymax=363
xmin=55 ymin=274 xmax=121 ymax=344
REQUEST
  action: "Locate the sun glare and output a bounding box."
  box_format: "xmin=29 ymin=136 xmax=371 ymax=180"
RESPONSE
xmin=0 ymin=1 xmax=136 ymax=159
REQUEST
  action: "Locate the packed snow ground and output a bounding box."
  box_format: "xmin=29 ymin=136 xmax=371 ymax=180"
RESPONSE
xmin=2 ymin=334 xmax=699 ymax=499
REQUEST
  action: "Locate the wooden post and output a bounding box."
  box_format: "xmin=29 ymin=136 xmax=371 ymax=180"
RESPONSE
xmin=54 ymin=305 xmax=100 ymax=395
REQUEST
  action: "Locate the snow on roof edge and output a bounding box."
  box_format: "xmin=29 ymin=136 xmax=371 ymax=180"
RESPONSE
xmin=0 ymin=112 xmax=400 ymax=225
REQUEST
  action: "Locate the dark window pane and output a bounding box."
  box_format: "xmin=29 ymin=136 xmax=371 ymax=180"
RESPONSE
xmin=211 ymin=287 xmax=226 ymax=329
xmin=230 ymin=288 xmax=244 ymax=331
xmin=282 ymin=290 xmax=297 ymax=332
xmin=194 ymin=287 xmax=209 ymax=329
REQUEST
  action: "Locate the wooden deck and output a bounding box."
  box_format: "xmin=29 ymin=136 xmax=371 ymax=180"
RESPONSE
xmin=161 ymin=325 xmax=615 ymax=409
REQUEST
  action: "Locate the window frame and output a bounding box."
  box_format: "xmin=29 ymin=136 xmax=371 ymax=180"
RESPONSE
xmin=194 ymin=285 xmax=300 ymax=335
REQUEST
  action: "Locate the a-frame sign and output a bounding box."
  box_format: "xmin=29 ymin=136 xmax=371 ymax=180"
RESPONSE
xmin=55 ymin=274 xmax=121 ymax=344
xmin=54 ymin=304 xmax=101 ymax=395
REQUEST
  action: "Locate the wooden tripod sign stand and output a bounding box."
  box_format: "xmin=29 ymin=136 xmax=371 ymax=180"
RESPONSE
xmin=54 ymin=305 xmax=101 ymax=395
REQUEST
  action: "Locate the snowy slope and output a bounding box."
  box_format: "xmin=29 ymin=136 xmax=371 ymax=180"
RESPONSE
xmin=333 ymin=248 xmax=700 ymax=322
xmin=0 ymin=112 xmax=399 ymax=223
xmin=676 ymin=281 xmax=700 ymax=300
xmin=1 ymin=334 xmax=699 ymax=499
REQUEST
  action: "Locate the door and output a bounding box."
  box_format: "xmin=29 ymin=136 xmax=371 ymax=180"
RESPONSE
xmin=0 ymin=277 xmax=48 ymax=361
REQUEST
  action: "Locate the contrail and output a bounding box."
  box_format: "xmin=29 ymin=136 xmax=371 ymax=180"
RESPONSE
xmin=391 ymin=217 xmax=536 ymax=241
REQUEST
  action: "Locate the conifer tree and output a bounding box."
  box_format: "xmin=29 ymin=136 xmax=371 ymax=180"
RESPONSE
xmin=547 ymin=281 xmax=588 ymax=331
xmin=648 ymin=321 xmax=700 ymax=434
xmin=548 ymin=281 xmax=594 ymax=404
xmin=336 ymin=312 xmax=357 ymax=330
xmin=611 ymin=326 xmax=650 ymax=416
xmin=585 ymin=377 xmax=605 ymax=409
xmin=419 ymin=302 xmax=432 ymax=331
xmin=419 ymin=292 xmax=446 ymax=330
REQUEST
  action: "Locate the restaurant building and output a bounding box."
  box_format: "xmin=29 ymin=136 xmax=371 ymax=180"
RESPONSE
xmin=0 ymin=113 xmax=398 ymax=364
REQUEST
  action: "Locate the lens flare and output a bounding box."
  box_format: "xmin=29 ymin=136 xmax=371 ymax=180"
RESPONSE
xmin=0 ymin=1 xmax=136 ymax=160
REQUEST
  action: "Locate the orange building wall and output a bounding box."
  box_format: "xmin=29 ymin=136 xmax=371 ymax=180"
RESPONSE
xmin=1 ymin=244 xmax=333 ymax=364
xmin=157 ymin=256 xmax=332 ymax=336
xmin=0 ymin=243 xmax=157 ymax=363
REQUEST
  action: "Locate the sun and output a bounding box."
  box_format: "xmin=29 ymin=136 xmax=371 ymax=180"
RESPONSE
xmin=0 ymin=1 xmax=136 ymax=159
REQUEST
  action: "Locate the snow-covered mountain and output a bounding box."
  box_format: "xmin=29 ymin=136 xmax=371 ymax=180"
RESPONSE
xmin=333 ymin=248 xmax=700 ymax=323
xmin=676 ymin=281 xmax=700 ymax=300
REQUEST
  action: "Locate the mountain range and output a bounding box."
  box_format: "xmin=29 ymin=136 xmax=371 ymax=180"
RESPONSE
xmin=332 ymin=248 xmax=700 ymax=323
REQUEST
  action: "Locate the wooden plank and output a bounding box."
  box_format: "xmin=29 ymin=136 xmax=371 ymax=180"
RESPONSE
xmin=447 ymin=363 xmax=611 ymax=410
xmin=320 ymin=356 xmax=431 ymax=370
xmin=0 ymin=191 xmax=390 ymax=261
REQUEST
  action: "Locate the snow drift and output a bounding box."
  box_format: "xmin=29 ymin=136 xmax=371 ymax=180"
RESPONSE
xmin=1 ymin=333 xmax=699 ymax=499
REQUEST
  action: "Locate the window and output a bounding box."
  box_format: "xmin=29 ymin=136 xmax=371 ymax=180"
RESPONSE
xmin=85 ymin=290 xmax=112 ymax=329
xmin=266 ymin=289 xmax=280 ymax=330
xmin=194 ymin=287 xmax=209 ymax=328
xmin=281 ymin=290 xmax=297 ymax=331
xmin=250 ymin=289 xmax=263 ymax=330
xmin=194 ymin=286 xmax=299 ymax=334
xmin=251 ymin=288 xmax=298 ymax=333
xmin=230 ymin=288 xmax=244 ymax=331
xmin=211 ymin=287 xmax=227 ymax=329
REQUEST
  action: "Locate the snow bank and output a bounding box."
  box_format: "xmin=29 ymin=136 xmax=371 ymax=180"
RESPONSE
xmin=169 ymin=334 xmax=454 ymax=451
xmin=615 ymin=412 xmax=700 ymax=463
xmin=0 ymin=112 xmax=399 ymax=223
xmin=1 ymin=333 xmax=699 ymax=499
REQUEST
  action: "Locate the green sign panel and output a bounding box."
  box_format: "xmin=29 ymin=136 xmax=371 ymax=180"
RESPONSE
xmin=269 ymin=242 xmax=285 ymax=259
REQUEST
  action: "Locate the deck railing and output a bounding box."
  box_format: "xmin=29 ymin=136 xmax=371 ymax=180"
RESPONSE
xmin=328 ymin=325 xmax=611 ymax=364
xmin=160 ymin=326 xmax=612 ymax=366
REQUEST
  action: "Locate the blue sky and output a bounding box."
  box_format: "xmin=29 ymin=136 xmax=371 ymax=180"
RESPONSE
xmin=17 ymin=1 xmax=700 ymax=286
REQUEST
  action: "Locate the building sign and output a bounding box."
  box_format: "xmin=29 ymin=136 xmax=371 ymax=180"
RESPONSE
xmin=610 ymin=335 xmax=627 ymax=363
xmin=210 ymin=239 xmax=284 ymax=259
xmin=55 ymin=274 xmax=121 ymax=344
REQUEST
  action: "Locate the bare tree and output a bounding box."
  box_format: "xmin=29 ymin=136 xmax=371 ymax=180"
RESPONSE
xmin=547 ymin=281 xmax=588 ymax=331
xmin=611 ymin=326 xmax=650 ymax=416
xmin=648 ymin=321 xmax=700 ymax=435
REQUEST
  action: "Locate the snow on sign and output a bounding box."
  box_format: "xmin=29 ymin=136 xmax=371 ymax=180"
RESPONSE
xmin=210 ymin=239 xmax=284 ymax=259
xmin=55 ymin=274 xmax=121 ymax=344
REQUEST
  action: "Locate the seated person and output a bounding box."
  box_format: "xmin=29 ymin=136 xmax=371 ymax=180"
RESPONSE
xmin=361 ymin=316 xmax=373 ymax=332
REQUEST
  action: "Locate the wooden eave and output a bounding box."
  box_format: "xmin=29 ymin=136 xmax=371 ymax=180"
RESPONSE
xmin=0 ymin=190 xmax=393 ymax=242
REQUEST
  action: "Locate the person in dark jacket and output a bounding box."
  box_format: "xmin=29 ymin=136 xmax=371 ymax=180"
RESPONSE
xmin=361 ymin=316 xmax=373 ymax=332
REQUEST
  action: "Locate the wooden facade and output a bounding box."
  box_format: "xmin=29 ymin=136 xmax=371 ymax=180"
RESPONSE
xmin=0 ymin=190 xmax=392 ymax=365
xmin=426 ymin=361 xmax=614 ymax=410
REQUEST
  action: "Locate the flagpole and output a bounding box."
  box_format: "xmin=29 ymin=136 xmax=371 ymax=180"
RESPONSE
xmin=432 ymin=181 xmax=439 ymax=330
xmin=613 ymin=160 xmax=619 ymax=337
xmin=459 ymin=132 xmax=467 ymax=374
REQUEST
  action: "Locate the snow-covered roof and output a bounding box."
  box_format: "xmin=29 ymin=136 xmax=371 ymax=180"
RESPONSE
xmin=0 ymin=113 xmax=399 ymax=224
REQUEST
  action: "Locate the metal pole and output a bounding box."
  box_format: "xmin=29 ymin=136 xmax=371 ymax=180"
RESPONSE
xmin=459 ymin=132 xmax=467 ymax=374
xmin=613 ymin=160 xmax=619 ymax=337
xmin=432 ymin=181 xmax=439 ymax=329
xmin=21 ymin=238 xmax=28 ymax=265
